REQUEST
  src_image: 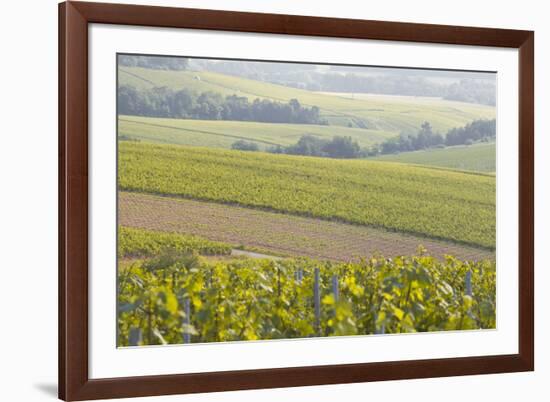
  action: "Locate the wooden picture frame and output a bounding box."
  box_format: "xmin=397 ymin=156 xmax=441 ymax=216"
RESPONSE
xmin=59 ymin=1 xmax=534 ymax=400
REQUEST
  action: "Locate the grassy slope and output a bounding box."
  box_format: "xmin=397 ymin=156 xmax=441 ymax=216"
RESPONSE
xmin=118 ymin=115 xmax=394 ymax=149
xmin=119 ymin=142 xmax=495 ymax=248
xmin=118 ymin=67 xmax=496 ymax=133
xmin=369 ymin=142 xmax=496 ymax=172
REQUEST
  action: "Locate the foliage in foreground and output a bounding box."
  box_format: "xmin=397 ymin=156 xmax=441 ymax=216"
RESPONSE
xmin=118 ymin=251 xmax=496 ymax=346
xmin=118 ymin=226 xmax=232 ymax=258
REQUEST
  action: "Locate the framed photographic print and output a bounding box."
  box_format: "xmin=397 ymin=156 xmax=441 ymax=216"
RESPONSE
xmin=59 ymin=1 xmax=534 ymax=400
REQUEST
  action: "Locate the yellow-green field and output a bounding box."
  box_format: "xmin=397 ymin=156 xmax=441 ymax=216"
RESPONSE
xmin=119 ymin=67 xmax=496 ymax=133
xmin=118 ymin=115 xmax=394 ymax=149
xmin=369 ymin=142 xmax=496 ymax=172
xmin=118 ymin=226 xmax=232 ymax=258
xmin=119 ymin=142 xmax=495 ymax=248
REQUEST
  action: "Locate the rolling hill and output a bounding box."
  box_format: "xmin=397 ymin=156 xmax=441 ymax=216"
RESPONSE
xmin=118 ymin=66 xmax=496 ymax=134
xmin=369 ymin=142 xmax=496 ymax=172
xmin=118 ymin=115 xmax=395 ymax=150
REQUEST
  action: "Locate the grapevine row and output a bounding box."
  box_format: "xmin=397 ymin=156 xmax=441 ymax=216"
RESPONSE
xmin=118 ymin=251 xmax=495 ymax=346
xmin=118 ymin=142 xmax=496 ymax=248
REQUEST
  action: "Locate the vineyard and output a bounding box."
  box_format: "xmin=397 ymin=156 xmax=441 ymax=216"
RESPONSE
xmin=118 ymin=248 xmax=496 ymax=346
xmin=118 ymin=226 xmax=232 ymax=258
xmin=119 ymin=142 xmax=496 ymax=248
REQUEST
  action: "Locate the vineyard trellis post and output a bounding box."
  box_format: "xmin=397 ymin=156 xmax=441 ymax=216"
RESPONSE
xmin=314 ymin=267 xmax=320 ymax=335
xmin=147 ymin=296 xmax=153 ymax=344
xmin=128 ymin=327 xmax=142 ymax=346
xmin=374 ymin=312 xmax=386 ymax=335
xmin=465 ymin=269 xmax=473 ymax=297
xmin=296 ymin=268 xmax=303 ymax=283
xmin=332 ymin=274 xmax=339 ymax=302
xmin=183 ymin=297 xmax=191 ymax=343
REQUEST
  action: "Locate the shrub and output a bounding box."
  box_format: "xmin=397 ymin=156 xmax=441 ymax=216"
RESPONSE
xmin=231 ymin=140 xmax=260 ymax=151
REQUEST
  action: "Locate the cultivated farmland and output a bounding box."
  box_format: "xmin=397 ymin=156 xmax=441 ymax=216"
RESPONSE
xmin=119 ymin=192 xmax=495 ymax=261
xmin=118 ymin=142 xmax=496 ymax=248
xmin=118 ymin=226 xmax=232 ymax=258
xmin=118 ymin=115 xmax=394 ymax=150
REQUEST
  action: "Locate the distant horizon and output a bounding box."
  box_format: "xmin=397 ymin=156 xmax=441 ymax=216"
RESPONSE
xmin=118 ymin=53 xmax=496 ymax=104
xmin=120 ymin=52 xmax=496 ymax=80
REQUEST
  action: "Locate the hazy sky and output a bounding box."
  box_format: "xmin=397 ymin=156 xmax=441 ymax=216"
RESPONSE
xmin=189 ymin=57 xmax=496 ymax=84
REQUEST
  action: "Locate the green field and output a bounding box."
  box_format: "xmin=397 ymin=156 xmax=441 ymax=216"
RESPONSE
xmin=369 ymin=142 xmax=496 ymax=172
xmin=119 ymin=67 xmax=496 ymax=133
xmin=119 ymin=142 xmax=495 ymax=248
xmin=118 ymin=115 xmax=394 ymax=150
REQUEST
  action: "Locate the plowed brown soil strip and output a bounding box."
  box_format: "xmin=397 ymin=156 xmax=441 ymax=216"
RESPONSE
xmin=119 ymin=192 xmax=495 ymax=262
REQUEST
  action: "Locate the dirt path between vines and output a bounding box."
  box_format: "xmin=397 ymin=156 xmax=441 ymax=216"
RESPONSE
xmin=119 ymin=192 xmax=495 ymax=262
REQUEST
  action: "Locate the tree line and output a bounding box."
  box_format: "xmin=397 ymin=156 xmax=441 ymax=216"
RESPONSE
xmin=119 ymin=55 xmax=189 ymax=71
xmin=306 ymin=75 xmax=495 ymax=106
xmin=232 ymin=119 xmax=495 ymax=159
xmin=370 ymin=119 xmax=496 ymax=156
xmin=118 ymin=85 xmax=325 ymax=124
xmin=233 ymin=135 xmax=362 ymax=159
xmin=205 ymin=62 xmax=496 ymax=106
xmin=444 ymin=80 xmax=495 ymax=106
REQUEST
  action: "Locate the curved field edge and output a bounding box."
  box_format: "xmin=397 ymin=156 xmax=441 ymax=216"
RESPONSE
xmin=118 ymin=115 xmax=395 ymax=149
xmin=119 ymin=192 xmax=495 ymax=262
xmin=118 ymin=142 xmax=496 ymax=248
xmin=369 ymin=142 xmax=496 ymax=173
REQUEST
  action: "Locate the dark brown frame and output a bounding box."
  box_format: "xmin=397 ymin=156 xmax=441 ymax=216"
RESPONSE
xmin=59 ymin=1 xmax=534 ymax=400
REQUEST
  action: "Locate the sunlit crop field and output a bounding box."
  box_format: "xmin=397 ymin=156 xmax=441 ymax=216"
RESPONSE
xmin=118 ymin=142 xmax=496 ymax=248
